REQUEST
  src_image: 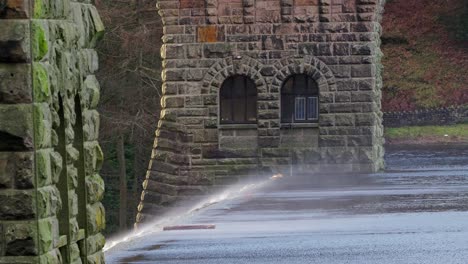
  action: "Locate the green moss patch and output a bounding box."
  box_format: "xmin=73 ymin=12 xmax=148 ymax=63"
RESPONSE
xmin=32 ymin=22 xmax=48 ymax=61
xmin=33 ymin=63 xmax=50 ymax=103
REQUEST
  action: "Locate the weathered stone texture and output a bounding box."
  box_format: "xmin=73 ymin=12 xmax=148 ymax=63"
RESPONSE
xmin=0 ymin=0 xmax=105 ymax=263
xmin=138 ymin=0 xmax=386 ymax=225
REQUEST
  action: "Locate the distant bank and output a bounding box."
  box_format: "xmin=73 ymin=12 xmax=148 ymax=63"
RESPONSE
xmin=383 ymin=105 xmax=468 ymax=145
xmin=385 ymin=124 xmax=468 ymax=145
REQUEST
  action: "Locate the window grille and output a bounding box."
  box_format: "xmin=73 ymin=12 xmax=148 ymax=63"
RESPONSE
xmin=281 ymin=74 xmax=319 ymax=123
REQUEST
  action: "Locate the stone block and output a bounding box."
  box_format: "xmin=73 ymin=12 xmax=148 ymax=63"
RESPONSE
xmin=0 ymin=151 xmax=34 ymax=189
xmin=262 ymin=148 xmax=290 ymax=158
xmin=38 ymin=249 xmax=61 ymax=264
xmin=69 ymin=192 xmax=79 ymax=217
xmin=0 ymin=0 xmax=30 ymax=19
xmin=319 ymin=135 xmax=347 ymax=147
xmin=0 ymin=20 xmax=30 ymax=62
xmin=4 ymin=221 xmax=37 ymax=256
xmin=203 ymin=43 xmax=234 ymax=58
xmin=351 ymin=64 xmax=374 ymax=77
xmin=291 ymin=148 xmax=321 ymax=164
xmin=356 ymin=113 xmax=376 ymax=126
xmin=359 ymin=147 xmax=376 ymax=163
xmin=83 ymin=141 xmax=103 ymax=175
xmin=262 ymin=35 xmax=284 ymax=50
xmin=89 ymin=5 xmax=105 ymax=45
xmin=0 ymin=190 xmax=35 ymax=220
xmin=198 ymin=25 xmax=218 ymax=43
xmin=162 ymin=44 xmax=185 ymax=59
xmin=86 ymin=251 xmax=105 ymax=264
xmin=335 ymin=114 xmax=355 ymax=126
xmin=36 ymin=186 xmax=60 ymax=218
xmin=351 ymin=91 xmax=374 ymax=102
xmin=83 ymin=233 xmax=105 ymax=256
xmin=69 ymin=243 xmax=81 ymax=263
xmin=348 ymin=135 xmax=373 ymax=147
xmin=31 ymin=21 xmax=49 ymax=61
xmin=35 ymin=149 xmax=52 ymax=187
xmin=86 ymin=203 xmax=105 ymax=235
xmin=37 ymin=217 xmax=59 ymax=254
xmin=82 ymin=109 xmax=100 ymax=141
xmin=33 ymin=103 xmax=52 ymax=149
xmin=220 ymin=136 xmax=258 ymax=149
xmin=0 ymin=104 xmax=34 ymax=151
xmin=258 ymin=137 xmax=280 ymax=148
xmin=0 ymin=63 xmax=32 ymax=104
xmin=32 ymin=62 xmax=50 ymax=103
xmin=82 ymin=75 xmax=100 ymax=110
xmin=49 ymin=151 xmax=62 ymax=184
xmin=86 ymin=174 xmax=105 ymax=204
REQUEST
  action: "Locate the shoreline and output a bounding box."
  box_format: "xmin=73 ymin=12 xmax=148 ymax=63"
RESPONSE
xmin=385 ymin=137 xmax=468 ymax=146
xmin=384 ymin=124 xmax=468 ymax=146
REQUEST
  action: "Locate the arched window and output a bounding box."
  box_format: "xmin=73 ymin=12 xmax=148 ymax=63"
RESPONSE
xmin=281 ymin=74 xmax=319 ymax=123
xmin=220 ymin=75 xmax=257 ymax=124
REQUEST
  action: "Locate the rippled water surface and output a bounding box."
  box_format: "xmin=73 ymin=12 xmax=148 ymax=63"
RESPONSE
xmin=106 ymin=144 xmax=468 ymax=264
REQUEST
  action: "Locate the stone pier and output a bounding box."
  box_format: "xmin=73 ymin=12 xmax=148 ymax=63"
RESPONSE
xmin=0 ymin=0 xmax=105 ymax=263
xmin=137 ymin=0 xmax=386 ymax=225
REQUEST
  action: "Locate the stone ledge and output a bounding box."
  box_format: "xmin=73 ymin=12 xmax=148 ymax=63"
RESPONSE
xmin=280 ymin=123 xmax=319 ymax=129
xmin=219 ymin=124 xmax=258 ymax=130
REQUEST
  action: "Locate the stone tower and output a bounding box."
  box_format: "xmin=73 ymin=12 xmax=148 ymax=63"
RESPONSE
xmin=0 ymin=0 xmax=105 ymax=263
xmin=137 ymin=0 xmax=386 ymax=224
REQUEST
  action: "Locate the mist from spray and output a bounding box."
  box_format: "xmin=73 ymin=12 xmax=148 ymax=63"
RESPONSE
xmin=103 ymin=173 xmax=284 ymax=252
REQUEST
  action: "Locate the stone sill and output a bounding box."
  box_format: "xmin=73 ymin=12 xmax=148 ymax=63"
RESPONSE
xmin=280 ymin=123 xmax=319 ymax=129
xmin=219 ymin=124 xmax=257 ymax=130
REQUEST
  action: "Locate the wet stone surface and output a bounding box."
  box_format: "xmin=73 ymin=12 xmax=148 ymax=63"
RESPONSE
xmin=107 ymin=144 xmax=468 ymax=264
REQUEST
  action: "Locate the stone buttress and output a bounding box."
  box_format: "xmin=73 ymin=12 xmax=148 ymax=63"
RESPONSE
xmin=137 ymin=0 xmax=387 ymax=225
xmin=0 ymin=0 xmax=105 ymax=263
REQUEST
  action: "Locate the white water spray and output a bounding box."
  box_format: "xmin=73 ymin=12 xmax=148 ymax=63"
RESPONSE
xmin=103 ymin=174 xmax=284 ymax=252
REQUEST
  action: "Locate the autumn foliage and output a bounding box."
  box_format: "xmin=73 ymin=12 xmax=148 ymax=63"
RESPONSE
xmin=381 ymin=0 xmax=468 ymax=111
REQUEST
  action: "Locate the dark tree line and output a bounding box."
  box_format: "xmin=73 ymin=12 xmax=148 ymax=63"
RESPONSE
xmin=95 ymin=0 xmax=162 ymax=235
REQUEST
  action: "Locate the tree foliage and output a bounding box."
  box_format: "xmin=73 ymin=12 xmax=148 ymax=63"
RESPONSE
xmin=95 ymin=0 xmax=162 ymax=235
xmin=381 ymin=0 xmax=468 ymax=111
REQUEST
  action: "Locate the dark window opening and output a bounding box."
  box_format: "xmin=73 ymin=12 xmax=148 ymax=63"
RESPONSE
xmin=220 ymin=75 xmax=257 ymax=124
xmin=281 ymin=74 xmax=319 ymax=123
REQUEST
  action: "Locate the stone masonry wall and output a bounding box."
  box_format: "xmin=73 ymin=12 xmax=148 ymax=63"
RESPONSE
xmin=137 ymin=0 xmax=386 ymax=225
xmin=0 ymin=0 xmax=105 ymax=263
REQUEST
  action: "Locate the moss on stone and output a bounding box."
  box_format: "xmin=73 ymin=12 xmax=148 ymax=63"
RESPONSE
xmin=39 ymin=249 xmax=61 ymax=264
xmin=88 ymin=6 xmax=105 ymax=48
xmin=33 ymin=63 xmax=50 ymax=103
xmin=85 ymin=233 xmax=106 ymax=255
xmin=32 ymin=22 xmax=48 ymax=61
xmin=37 ymin=217 xmax=54 ymax=253
xmin=95 ymin=144 xmax=104 ymax=171
xmin=86 ymin=174 xmax=105 ymax=204
xmin=87 ymin=203 xmax=105 ymax=234
xmin=33 ymin=103 xmax=52 ymax=149
xmin=49 ymin=151 xmax=62 ymax=184
xmin=36 ymin=149 xmax=52 ymax=187
xmin=33 ymin=0 xmax=45 ymax=18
